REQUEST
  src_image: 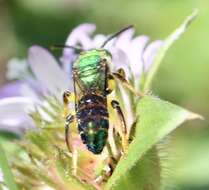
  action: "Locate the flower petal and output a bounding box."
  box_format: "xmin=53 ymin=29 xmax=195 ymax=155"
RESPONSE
xmin=0 ymin=81 xmax=23 ymax=98
xmin=65 ymin=23 xmax=96 ymax=49
xmin=143 ymin=40 xmax=163 ymax=72
xmin=0 ymin=97 xmax=35 ymax=133
xmin=115 ymin=28 xmax=135 ymax=51
xmin=93 ymin=34 xmax=107 ymax=48
xmin=0 ymin=81 xmax=41 ymax=101
xmin=112 ymin=28 xmax=135 ymax=78
xmin=109 ymin=48 xmax=130 ymax=77
xmin=128 ymin=35 xmax=150 ymax=78
xmin=28 ymin=45 xmax=71 ymax=100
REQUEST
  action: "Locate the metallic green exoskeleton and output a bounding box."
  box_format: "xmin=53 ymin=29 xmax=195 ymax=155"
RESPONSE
xmin=73 ymin=49 xmax=111 ymax=154
xmin=62 ymin=26 xmax=138 ymax=158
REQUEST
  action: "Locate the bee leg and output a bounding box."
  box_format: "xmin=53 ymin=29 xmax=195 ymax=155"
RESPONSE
xmin=106 ymin=74 xmax=116 ymax=94
xmin=63 ymin=90 xmax=74 ymax=118
xmin=65 ymin=115 xmax=74 ymax=151
xmin=65 ymin=114 xmax=78 ymax=176
xmin=111 ymin=69 xmax=143 ymax=97
xmin=106 ymin=142 xmax=118 ymax=173
xmin=111 ymin=100 xmax=128 ymax=154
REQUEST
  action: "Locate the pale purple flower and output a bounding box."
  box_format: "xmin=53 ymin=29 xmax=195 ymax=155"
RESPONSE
xmin=0 ymin=80 xmax=43 ymax=100
xmin=0 ymin=23 xmax=163 ymax=134
xmin=0 ymin=97 xmax=35 ymax=134
xmin=61 ymin=23 xmax=163 ymax=82
xmin=28 ymin=46 xmax=72 ymax=99
xmin=0 ymin=81 xmax=27 ymax=99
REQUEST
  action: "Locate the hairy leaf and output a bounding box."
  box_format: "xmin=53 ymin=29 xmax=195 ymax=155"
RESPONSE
xmin=105 ymin=96 xmax=201 ymax=190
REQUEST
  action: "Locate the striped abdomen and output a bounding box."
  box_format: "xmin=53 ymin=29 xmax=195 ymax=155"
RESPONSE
xmin=76 ymin=94 xmax=109 ymax=154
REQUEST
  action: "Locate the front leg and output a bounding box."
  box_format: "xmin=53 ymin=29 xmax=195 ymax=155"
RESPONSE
xmin=63 ymin=90 xmax=74 ymax=118
xmin=111 ymin=69 xmax=143 ymax=97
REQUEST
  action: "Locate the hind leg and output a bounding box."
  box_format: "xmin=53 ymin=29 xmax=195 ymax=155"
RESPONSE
xmin=106 ymin=73 xmax=129 ymax=154
xmin=111 ymin=100 xmax=128 ymax=154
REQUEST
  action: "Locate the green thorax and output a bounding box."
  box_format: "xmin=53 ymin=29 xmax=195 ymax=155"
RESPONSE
xmin=73 ymin=49 xmax=110 ymax=91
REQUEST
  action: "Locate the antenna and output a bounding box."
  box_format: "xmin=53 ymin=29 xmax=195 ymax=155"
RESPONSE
xmin=100 ymin=25 xmax=134 ymax=48
xmin=50 ymin=44 xmax=84 ymax=53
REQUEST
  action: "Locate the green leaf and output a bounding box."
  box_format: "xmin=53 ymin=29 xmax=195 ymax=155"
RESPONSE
xmin=0 ymin=143 xmax=19 ymax=190
xmin=109 ymin=147 xmax=161 ymax=190
xmin=143 ymin=10 xmax=198 ymax=92
xmin=105 ymin=96 xmax=201 ymax=190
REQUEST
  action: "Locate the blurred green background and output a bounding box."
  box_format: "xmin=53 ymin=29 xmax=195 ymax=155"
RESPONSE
xmin=0 ymin=0 xmax=208 ymax=189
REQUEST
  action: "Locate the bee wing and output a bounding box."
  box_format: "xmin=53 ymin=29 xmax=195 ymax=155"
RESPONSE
xmin=72 ymin=70 xmax=85 ymax=104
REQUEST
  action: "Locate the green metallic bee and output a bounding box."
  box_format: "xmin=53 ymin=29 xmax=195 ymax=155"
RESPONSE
xmin=60 ymin=26 xmax=141 ymax=175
